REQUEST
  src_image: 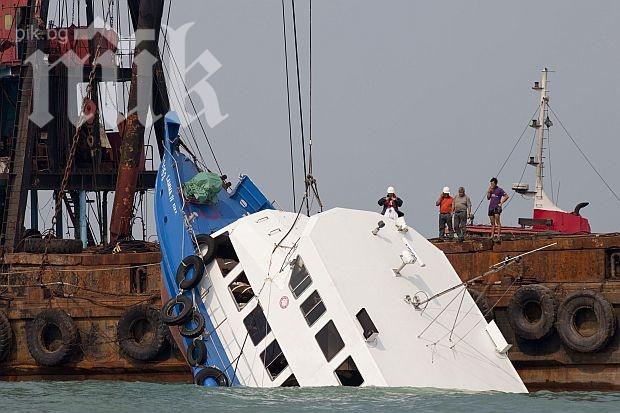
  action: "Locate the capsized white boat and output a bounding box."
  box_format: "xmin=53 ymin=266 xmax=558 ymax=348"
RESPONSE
xmin=196 ymin=208 xmax=526 ymax=391
xmin=156 ymin=113 xmax=527 ymax=392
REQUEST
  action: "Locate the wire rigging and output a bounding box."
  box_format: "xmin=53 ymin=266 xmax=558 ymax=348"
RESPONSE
xmin=280 ymin=0 xmax=296 ymax=211
xmin=547 ymin=105 xmax=620 ymax=204
xmin=290 ymin=0 xmax=310 ymax=216
xmin=472 ymin=103 xmax=542 ymax=216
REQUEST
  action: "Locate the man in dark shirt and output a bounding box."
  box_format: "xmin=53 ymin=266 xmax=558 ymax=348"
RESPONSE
xmin=378 ymin=186 xmax=404 ymax=218
xmin=487 ymin=177 xmax=509 ymax=241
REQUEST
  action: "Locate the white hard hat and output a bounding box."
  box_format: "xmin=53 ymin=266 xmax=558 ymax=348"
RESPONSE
xmin=443 ymin=186 xmax=450 ymax=194
xmin=387 ymin=186 xmax=395 ymax=194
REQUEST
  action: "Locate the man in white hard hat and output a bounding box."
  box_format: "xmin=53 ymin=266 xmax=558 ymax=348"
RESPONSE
xmin=378 ymin=186 xmax=407 ymax=231
xmin=436 ymin=186 xmax=454 ymax=239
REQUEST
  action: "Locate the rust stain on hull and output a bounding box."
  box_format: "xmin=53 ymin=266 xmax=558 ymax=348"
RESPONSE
xmin=0 ymin=250 xmax=191 ymax=382
xmin=434 ymin=233 xmax=620 ymax=391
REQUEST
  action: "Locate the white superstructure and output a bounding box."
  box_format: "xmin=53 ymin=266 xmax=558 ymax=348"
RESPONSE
xmin=195 ymin=208 xmax=527 ymax=392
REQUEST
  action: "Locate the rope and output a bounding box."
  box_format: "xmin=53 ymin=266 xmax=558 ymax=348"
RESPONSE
xmin=548 ymin=104 xmax=620 ymax=204
xmin=0 ymin=262 xmax=160 ymax=276
xmin=281 ymin=0 xmax=297 ymax=211
xmin=291 ymin=0 xmax=310 ymax=216
xmin=502 ymin=129 xmax=537 ymax=210
xmin=472 ymin=103 xmax=542 ymax=216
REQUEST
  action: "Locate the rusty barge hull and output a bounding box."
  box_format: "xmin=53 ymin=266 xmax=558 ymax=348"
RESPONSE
xmin=434 ymin=233 xmax=620 ymax=391
xmin=0 ymin=250 xmax=191 ymax=382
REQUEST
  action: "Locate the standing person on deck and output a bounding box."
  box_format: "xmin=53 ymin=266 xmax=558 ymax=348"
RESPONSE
xmin=452 ymin=187 xmax=472 ymax=242
xmin=487 ymin=177 xmax=509 ymax=241
xmin=436 ymin=187 xmax=454 ymax=239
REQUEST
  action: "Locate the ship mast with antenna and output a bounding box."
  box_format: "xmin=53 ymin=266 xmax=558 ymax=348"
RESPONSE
xmin=513 ymin=68 xmax=591 ymax=234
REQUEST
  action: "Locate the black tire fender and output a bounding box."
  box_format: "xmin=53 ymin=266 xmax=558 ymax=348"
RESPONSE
xmin=161 ymin=295 xmax=194 ymax=326
xmin=180 ymin=310 xmax=206 ymax=339
xmin=176 ymin=255 xmax=206 ymax=290
xmin=195 ymin=234 xmax=216 ymax=265
xmin=0 ymin=310 xmax=12 ymax=362
xmin=508 ymin=284 xmax=557 ymax=340
xmin=187 ymin=339 xmax=207 ymax=367
xmin=22 ymin=238 xmax=83 ymax=254
xmin=117 ymin=306 xmax=167 ymax=361
xmin=468 ymin=288 xmax=493 ymax=322
xmin=556 ymin=290 xmax=616 ymax=353
xmin=194 ymin=366 xmax=230 ymax=387
xmin=26 ymin=309 xmax=79 ymax=366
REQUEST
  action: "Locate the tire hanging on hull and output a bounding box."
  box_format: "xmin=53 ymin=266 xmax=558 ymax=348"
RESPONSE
xmin=26 ymin=309 xmax=79 ymax=366
xmin=117 ymin=306 xmax=168 ymax=361
xmin=161 ymin=295 xmax=194 ymax=326
xmin=194 ymin=366 xmax=230 ymax=387
xmin=556 ymin=290 xmax=616 ymax=353
xmin=467 ymin=288 xmax=493 ymax=322
xmin=508 ymin=284 xmax=557 ymax=340
xmin=187 ymin=339 xmax=207 ymax=367
xmin=0 ymin=310 xmax=12 ymax=362
xmin=176 ymin=255 xmax=206 ymax=291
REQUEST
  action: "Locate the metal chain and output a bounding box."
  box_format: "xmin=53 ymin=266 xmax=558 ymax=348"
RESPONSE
xmin=39 ymin=1 xmax=116 ymax=279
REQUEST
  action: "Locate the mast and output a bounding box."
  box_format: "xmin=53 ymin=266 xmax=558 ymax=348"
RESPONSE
xmin=533 ymin=68 xmax=549 ymax=194
xmin=528 ymin=67 xmax=559 ymax=211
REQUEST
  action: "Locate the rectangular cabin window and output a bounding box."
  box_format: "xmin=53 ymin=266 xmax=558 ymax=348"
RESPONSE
xmin=335 ymin=356 xmax=364 ymax=387
xmin=289 ymin=256 xmax=312 ymax=298
xmin=260 ymin=340 xmax=288 ymax=380
xmin=243 ymin=304 xmax=271 ymax=345
xmin=355 ymin=308 xmax=379 ymax=341
xmin=300 ymin=290 xmax=326 ymax=327
xmin=315 ymin=320 xmax=345 ymax=362
xmin=213 ymin=233 xmax=239 ymax=277
xmin=4 ymin=14 xmax=12 ymax=30
xmin=229 ymin=271 xmax=254 ymax=310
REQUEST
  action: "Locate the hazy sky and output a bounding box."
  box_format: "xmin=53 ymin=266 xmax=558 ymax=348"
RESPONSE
xmin=165 ymin=0 xmax=620 ymax=237
xmin=32 ymin=1 xmax=620 ymax=240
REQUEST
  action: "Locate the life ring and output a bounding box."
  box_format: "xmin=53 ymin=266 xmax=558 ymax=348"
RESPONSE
xmin=0 ymin=310 xmax=12 ymax=362
xmin=26 ymin=309 xmax=78 ymax=366
xmin=508 ymin=284 xmax=557 ymax=340
xmin=467 ymin=288 xmax=493 ymax=321
xmin=117 ymin=306 xmax=167 ymax=361
xmin=194 ymin=366 xmax=230 ymax=387
xmin=176 ymin=255 xmax=206 ymax=290
xmin=556 ymin=290 xmax=616 ymax=353
xmin=161 ymin=295 xmax=194 ymax=326
xmin=195 ymin=234 xmax=216 ymax=265
xmin=180 ymin=310 xmax=206 ymax=339
xmin=187 ymin=339 xmax=207 ymax=367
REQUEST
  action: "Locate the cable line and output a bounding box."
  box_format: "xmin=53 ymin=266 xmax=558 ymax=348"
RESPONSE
xmin=281 ymin=0 xmax=297 ymax=211
xmin=548 ymin=105 xmax=620 ymax=204
xmin=291 ymin=0 xmax=310 ymax=216
xmin=472 ymin=103 xmax=542 ymax=216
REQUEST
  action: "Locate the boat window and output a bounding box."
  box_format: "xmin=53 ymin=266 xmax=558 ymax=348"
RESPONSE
xmin=289 ymin=256 xmax=312 ymax=298
xmin=315 ymin=320 xmax=345 ymax=362
xmin=300 ymin=290 xmax=326 ymax=327
xmin=280 ymin=374 xmax=300 ymax=387
xmin=243 ymin=304 xmax=271 ymax=345
xmin=260 ymin=340 xmax=289 ymax=380
xmin=355 ymin=308 xmax=379 ymax=341
xmin=229 ymin=272 xmax=254 ymax=310
xmin=214 ymin=233 xmax=239 ymax=277
xmin=334 ymin=356 xmax=364 ymax=387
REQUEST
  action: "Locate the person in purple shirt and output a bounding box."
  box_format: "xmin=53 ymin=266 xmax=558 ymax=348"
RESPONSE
xmin=487 ymin=177 xmax=509 ymax=241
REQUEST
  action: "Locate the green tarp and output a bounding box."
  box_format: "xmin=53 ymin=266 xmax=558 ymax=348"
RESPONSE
xmin=183 ymin=172 xmax=222 ymax=204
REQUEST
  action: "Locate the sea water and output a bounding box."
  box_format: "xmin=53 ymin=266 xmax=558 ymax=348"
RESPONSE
xmin=0 ymin=381 xmax=619 ymax=413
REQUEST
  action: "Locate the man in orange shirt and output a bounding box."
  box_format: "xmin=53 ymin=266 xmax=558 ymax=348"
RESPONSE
xmin=436 ymin=187 xmax=454 ymax=239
